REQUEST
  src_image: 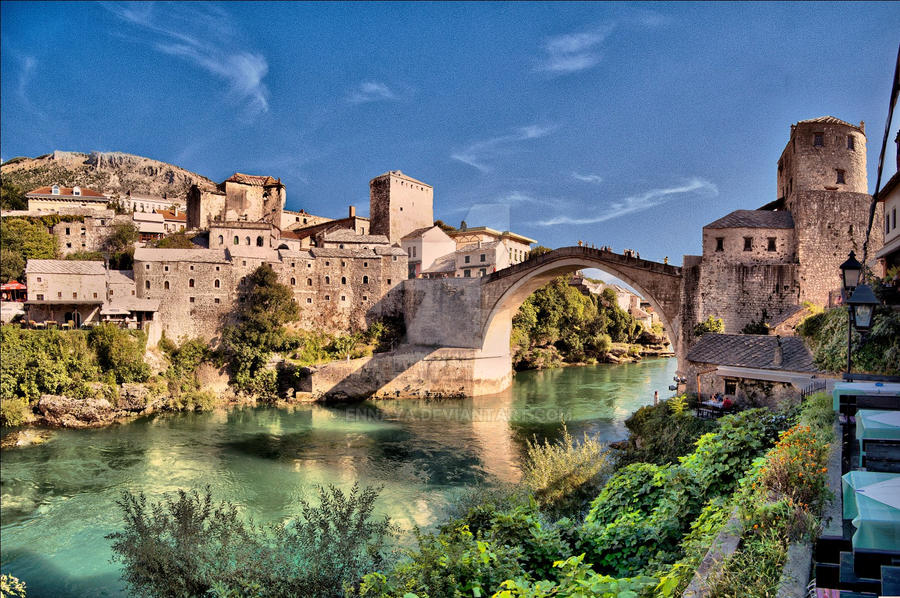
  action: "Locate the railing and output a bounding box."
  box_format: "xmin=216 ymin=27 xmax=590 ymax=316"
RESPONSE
xmin=800 ymin=378 xmax=827 ymax=400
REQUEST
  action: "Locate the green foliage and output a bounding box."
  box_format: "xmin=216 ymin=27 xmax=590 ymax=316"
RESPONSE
xmin=527 ymin=246 xmax=552 ymax=259
xmin=798 ymin=307 xmax=900 ymax=375
xmin=0 ymin=218 xmax=58 ymax=280
xmin=521 ymin=425 xmax=611 ymax=517
xmin=1 ymin=179 xmax=27 ymax=210
xmin=693 ymin=315 xmax=724 ymax=337
xmin=151 ymin=232 xmax=194 ymax=249
xmin=739 ymin=310 xmax=770 ymax=335
xmin=223 ymin=264 xmax=300 ymax=396
xmin=512 ymin=276 xmax=640 ymax=368
xmin=158 ymin=335 xmax=218 ymax=410
xmin=0 ymin=397 xmax=32 ymax=427
xmin=493 ymin=554 xmax=656 ymax=597
xmin=88 ymin=323 xmax=150 ymax=384
xmin=64 ymin=250 xmax=105 ymax=261
xmin=108 ymin=484 xmax=396 ymax=598
xmin=433 ymin=219 xmax=457 ymax=232
xmin=0 ymin=573 xmax=27 ymax=598
xmin=0 ymin=248 xmax=24 ymax=283
xmin=104 ymin=221 xmax=140 ymax=253
xmin=619 ymin=399 xmax=716 ymax=466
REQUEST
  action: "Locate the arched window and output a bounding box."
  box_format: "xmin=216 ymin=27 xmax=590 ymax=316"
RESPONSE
xmin=72 ymin=186 xmax=81 ymax=196
xmin=290 ymin=277 xmax=296 ymax=285
xmin=214 ymin=279 xmax=220 ymax=288
xmin=307 ymin=278 xmax=312 ymax=286
xmin=51 ymin=184 xmax=60 ymax=195
xmin=362 ymin=275 xmax=369 ymax=284
xmin=189 ymin=279 xmax=195 ymax=288
xmin=233 ymin=236 xmax=239 ymax=245
xmin=256 ymin=236 xmax=264 ymax=247
xmin=245 ymin=236 xmax=251 ymax=245
xmin=145 ymin=280 xmax=150 ymax=290
xmin=218 ymin=235 xmax=224 ymax=245
xmin=164 ymin=281 xmax=170 ymax=290
xmin=341 ymin=276 xmax=347 ymax=285
xmin=325 ymin=276 xmax=330 ymax=284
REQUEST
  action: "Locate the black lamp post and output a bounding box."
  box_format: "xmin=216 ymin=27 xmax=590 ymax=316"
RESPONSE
xmin=848 ymin=284 xmax=879 ymax=331
xmin=839 ymin=251 xmax=863 ymax=377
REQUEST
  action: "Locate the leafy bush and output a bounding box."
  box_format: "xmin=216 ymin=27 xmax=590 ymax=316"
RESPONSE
xmin=88 ymin=323 xmax=150 ymax=383
xmin=0 ymin=217 xmax=58 ymax=281
xmin=693 ymin=315 xmax=724 ymax=337
xmin=1 ymin=327 xmax=100 ymax=401
xmin=521 ymin=424 xmax=611 ymax=517
xmin=619 ymin=398 xmax=716 ymax=466
xmin=0 ymin=397 xmax=33 ymax=427
xmin=108 ymin=484 xmax=396 ymax=598
xmin=493 ymin=554 xmax=656 ymax=597
xmin=798 ymin=307 xmax=900 ymax=375
xmin=0 ymin=573 xmax=27 ymax=598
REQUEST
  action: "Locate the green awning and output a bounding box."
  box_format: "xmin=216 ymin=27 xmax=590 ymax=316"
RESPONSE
xmin=842 ymin=471 xmax=900 ymax=551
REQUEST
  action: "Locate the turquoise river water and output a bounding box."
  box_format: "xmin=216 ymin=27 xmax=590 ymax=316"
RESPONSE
xmin=0 ymin=358 xmax=677 ymax=597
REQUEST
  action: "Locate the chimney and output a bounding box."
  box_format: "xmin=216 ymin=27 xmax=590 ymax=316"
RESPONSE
xmin=349 ymin=205 xmax=356 ymax=218
xmin=773 ymin=335 xmax=783 ymax=368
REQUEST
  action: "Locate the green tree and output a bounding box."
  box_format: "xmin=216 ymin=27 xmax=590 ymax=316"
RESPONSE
xmin=106 ymin=221 xmax=139 ymax=253
xmin=223 ymin=264 xmax=300 ymax=395
xmin=527 ymin=245 xmax=552 ymax=259
xmin=1 ymin=179 xmax=27 ymax=210
xmin=88 ymin=323 xmax=150 ymax=383
xmin=433 ymin=219 xmax=457 ymax=233
xmin=0 ymin=247 xmax=24 ymax=282
xmin=693 ymin=315 xmax=724 ymax=337
xmin=152 ymin=232 xmax=194 ymax=249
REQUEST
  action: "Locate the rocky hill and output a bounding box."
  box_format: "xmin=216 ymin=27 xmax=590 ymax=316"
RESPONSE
xmin=1 ymin=150 xmax=216 ymax=200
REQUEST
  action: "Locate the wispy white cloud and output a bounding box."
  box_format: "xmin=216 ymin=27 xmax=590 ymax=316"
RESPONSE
xmin=103 ymin=2 xmax=269 ymax=117
xmin=346 ymin=81 xmax=401 ymax=104
xmin=536 ymin=178 xmax=718 ymax=226
xmin=536 ymin=27 xmax=612 ymax=75
xmin=451 ymin=124 xmax=554 ymax=172
xmin=572 ymin=172 xmax=604 ymax=184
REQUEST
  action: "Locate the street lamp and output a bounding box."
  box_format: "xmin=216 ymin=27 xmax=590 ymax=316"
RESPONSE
xmin=839 ymin=251 xmax=881 ymax=379
xmin=847 ymin=284 xmax=879 ymax=331
xmin=839 ymin=251 xmax=863 ymax=294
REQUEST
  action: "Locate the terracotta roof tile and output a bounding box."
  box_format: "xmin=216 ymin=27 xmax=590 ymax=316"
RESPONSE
xmin=26 ymin=186 xmax=107 ymax=199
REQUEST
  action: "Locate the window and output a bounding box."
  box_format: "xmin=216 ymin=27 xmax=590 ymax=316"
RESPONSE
xmin=51 ymin=185 xmax=60 ymax=195
xmin=392 ymin=256 xmax=397 ymax=261
xmin=36 ymin=294 xmax=44 ymax=300
xmin=715 ymin=237 xmax=724 ymax=252
xmin=189 ymin=279 xmax=195 ymax=288
xmin=724 ymin=380 xmax=737 ymax=395
xmin=325 ymin=294 xmax=330 ymax=301
xmin=218 ymin=235 xmax=224 ymax=245
xmin=110 ymin=290 xmax=114 ymax=296
xmin=215 ymin=279 xmax=221 ymax=288
xmin=307 ymin=278 xmax=313 ymax=286
xmin=244 ymin=236 xmax=250 ymax=245
xmin=363 ymin=261 xmax=368 ymax=268
xmin=190 ymin=265 xmax=194 ymax=271
xmin=341 ymin=261 xmax=346 ymax=267
xmin=836 ymin=169 xmax=845 ymax=184
xmin=464 ymin=255 xmax=471 ymax=264
xmin=214 ymin=298 xmax=220 ymax=304
xmin=290 ymin=277 xmax=296 ymax=285
xmin=889 ymin=214 xmax=893 ymax=235
xmin=480 ymin=254 xmax=486 ymax=262
xmin=464 ymin=269 xmax=471 ymax=277
xmin=307 ymin=297 xmax=312 ymax=304
xmin=189 ymin=297 xmax=195 ymax=303
xmin=65 ymin=227 xmax=70 ymax=235
xmin=767 ymin=237 xmax=776 ymax=251
xmin=307 ymin=263 xmax=312 ymax=268
xmin=847 ymin=135 xmax=855 ymax=150
xmin=242 ymin=261 xmax=246 ymax=266
xmin=73 ymin=186 xmax=81 ymax=196
xmin=362 ymin=275 xmax=369 ymax=284
xmin=72 ymin=292 xmax=78 ymax=299
xmin=66 ymin=243 xmax=72 ymax=248
xmin=362 ymin=295 xmax=368 ymax=301
xmin=408 ymin=247 xmax=412 ymax=258
xmin=743 ymin=237 xmax=753 ymax=251
xmin=257 ymin=236 xmax=264 ymax=247
xmin=57 ymin=292 xmax=62 ymax=298
xmin=325 ymin=261 xmax=330 ymax=266
xmin=341 ymin=276 xmax=347 ymax=284
xmin=164 ymin=265 xmax=169 ymax=272
xmin=37 ymin=277 xmax=42 ymax=282
xmin=813 ymin=132 xmax=824 ymax=147
xmin=339 ymin=244 xmax=345 ymax=249
xmin=341 ymin=295 xmax=346 ymax=301
xmin=387 ymin=279 xmax=392 ymax=285
xmin=145 ymin=280 xmax=150 ymax=289
xmin=893 ymin=207 xmax=897 ymax=230
xmin=216 ymin=266 xmax=220 ymax=271
xmin=325 ymin=276 xmax=330 ymax=284
xmin=146 ymin=264 xmax=150 ymax=270
xmin=234 ymin=236 xmax=239 ymax=245
xmin=479 ymin=268 xmax=486 ymax=276
xmin=164 ymin=281 xmax=170 ymax=290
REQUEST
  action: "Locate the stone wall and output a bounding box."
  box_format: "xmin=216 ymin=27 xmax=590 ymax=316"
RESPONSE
xmin=52 ymin=214 xmax=131 ymax=256
xmin=701 ymin=226 xmax=796 ymax=263
xmin=779 ymin=120 xmax=867 ymax=201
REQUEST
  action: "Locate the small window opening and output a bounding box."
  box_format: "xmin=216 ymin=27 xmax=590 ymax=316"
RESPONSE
xmin=715 ymin=237 xmax=724 ymax=252
xmin=767 ymin=237 xmax=776 ymax=251
xmin=836 ymin=169 xmax=845 ymax=184
xmin=813 ymin=132 xmax=824 ymax=147
xmin=743 ymin=237 xmax=753 ymax=251
xmin=164 ymin=281 xmax=170 ymax=290
xmin=189 ymin=279 xmax=195 ymax=287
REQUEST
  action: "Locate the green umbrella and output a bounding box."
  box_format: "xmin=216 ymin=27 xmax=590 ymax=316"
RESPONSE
xmin=842 ymin=471 xmax=900 ymax=551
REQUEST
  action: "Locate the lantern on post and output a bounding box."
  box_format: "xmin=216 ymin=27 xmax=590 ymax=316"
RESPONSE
xmin=847 ymin=284 xmax=879 ymax=331
xmin=839 ymin=251 xmax=862 ymax=295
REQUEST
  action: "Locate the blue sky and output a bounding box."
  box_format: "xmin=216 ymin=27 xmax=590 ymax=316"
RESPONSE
xmin=2 ymin=2 xmax=898 ymax=266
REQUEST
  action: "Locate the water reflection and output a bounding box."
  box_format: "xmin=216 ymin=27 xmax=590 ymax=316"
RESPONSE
xmin=0 ymin=358 xmax=676 ymax=598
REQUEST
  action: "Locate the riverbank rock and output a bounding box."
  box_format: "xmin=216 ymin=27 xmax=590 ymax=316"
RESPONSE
xmin=37 ymin=395 xmax=119 ymax=428
xmin=1 ymin=428 xmax=54 ymax=450
xmin=118 ymin=383 xmax=150 ymax=411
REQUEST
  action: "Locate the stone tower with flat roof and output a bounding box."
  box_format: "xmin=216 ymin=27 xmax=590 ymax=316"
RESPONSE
xmin=369 ymin=170 xmax=434 ymax=245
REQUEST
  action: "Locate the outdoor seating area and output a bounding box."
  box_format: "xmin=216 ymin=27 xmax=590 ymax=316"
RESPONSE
xmin=814 ymin=381 xmax=900 ymax=596
xmin=696 ymin=394 xmax=737 ymax=419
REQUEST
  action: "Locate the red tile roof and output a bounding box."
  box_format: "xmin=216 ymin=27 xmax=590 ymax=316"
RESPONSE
xmin=26 ymin=185 xmax=107 ymax=199
xmin=225 ymin=173 xmax=282 ymax=186
xmin=155 ymin=209 xmax=187 ymax=221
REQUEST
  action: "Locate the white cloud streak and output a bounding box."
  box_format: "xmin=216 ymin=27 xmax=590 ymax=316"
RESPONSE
xmin=572 ymin=172 xmax=604 ymax=184
xmin=536 ymin=178 xmax=718 ymax=226
xmin=451 ymin=124 xmax=554 ymax=172
xmin=346 ymin=81 xmax=400 ymax=104
xmin=536 ymin=27 xmax=612 ymax=74
xmin=103 ymin=2 xmax=269 ymax=117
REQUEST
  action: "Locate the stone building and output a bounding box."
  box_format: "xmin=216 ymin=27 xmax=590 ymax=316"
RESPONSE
xmin=875 ymin=130 xmax=899 ymax=277
xmin=400 ymin=226 xmax=457 ymax=278
xmin=447 ymin=226 xmax=535 ymax=266
xmin=50 ymin=211 xmax=132 ymax=256
xmin=369 ymin=171 xmax=433 ymax=244
xmin=26 ymin=185 xmax=109 ymax=212
xmin=685 ymin=333 xmax=819 ymax=405
xmin=281 ymin=209 xmax=332 ymax=230
xmin=156 ymin=208 xmax=187 ymax=233
xmin=187 ymin=173 xmax=286 ymax=230
xmin=121 ymin=191 xmax=185 ymax=214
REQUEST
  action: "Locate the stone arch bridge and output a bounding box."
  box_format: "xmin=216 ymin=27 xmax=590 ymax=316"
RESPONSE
xmin=397 ymin=246 xmax=685 ymax=395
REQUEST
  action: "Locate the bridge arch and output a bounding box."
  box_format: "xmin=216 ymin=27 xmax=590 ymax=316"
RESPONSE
xmin=478 ymin=247 xmax=684 ymax=363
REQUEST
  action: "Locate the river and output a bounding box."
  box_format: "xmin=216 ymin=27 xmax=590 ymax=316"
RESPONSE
xmin=0 ymin=358 xmax=676 ymax=597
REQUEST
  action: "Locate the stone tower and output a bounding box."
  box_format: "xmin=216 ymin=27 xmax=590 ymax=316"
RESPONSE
xmin=776 ymin=116 xmax=881 ymax=306
xmin=369 ymin=171 xmax=434 ymax=245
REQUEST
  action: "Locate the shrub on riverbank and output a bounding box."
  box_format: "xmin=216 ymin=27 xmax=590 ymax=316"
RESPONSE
xmin=618 ymin=396 xmax=717 ymax=466
xmin=108 ymin=484 xmax=397 ymax=598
